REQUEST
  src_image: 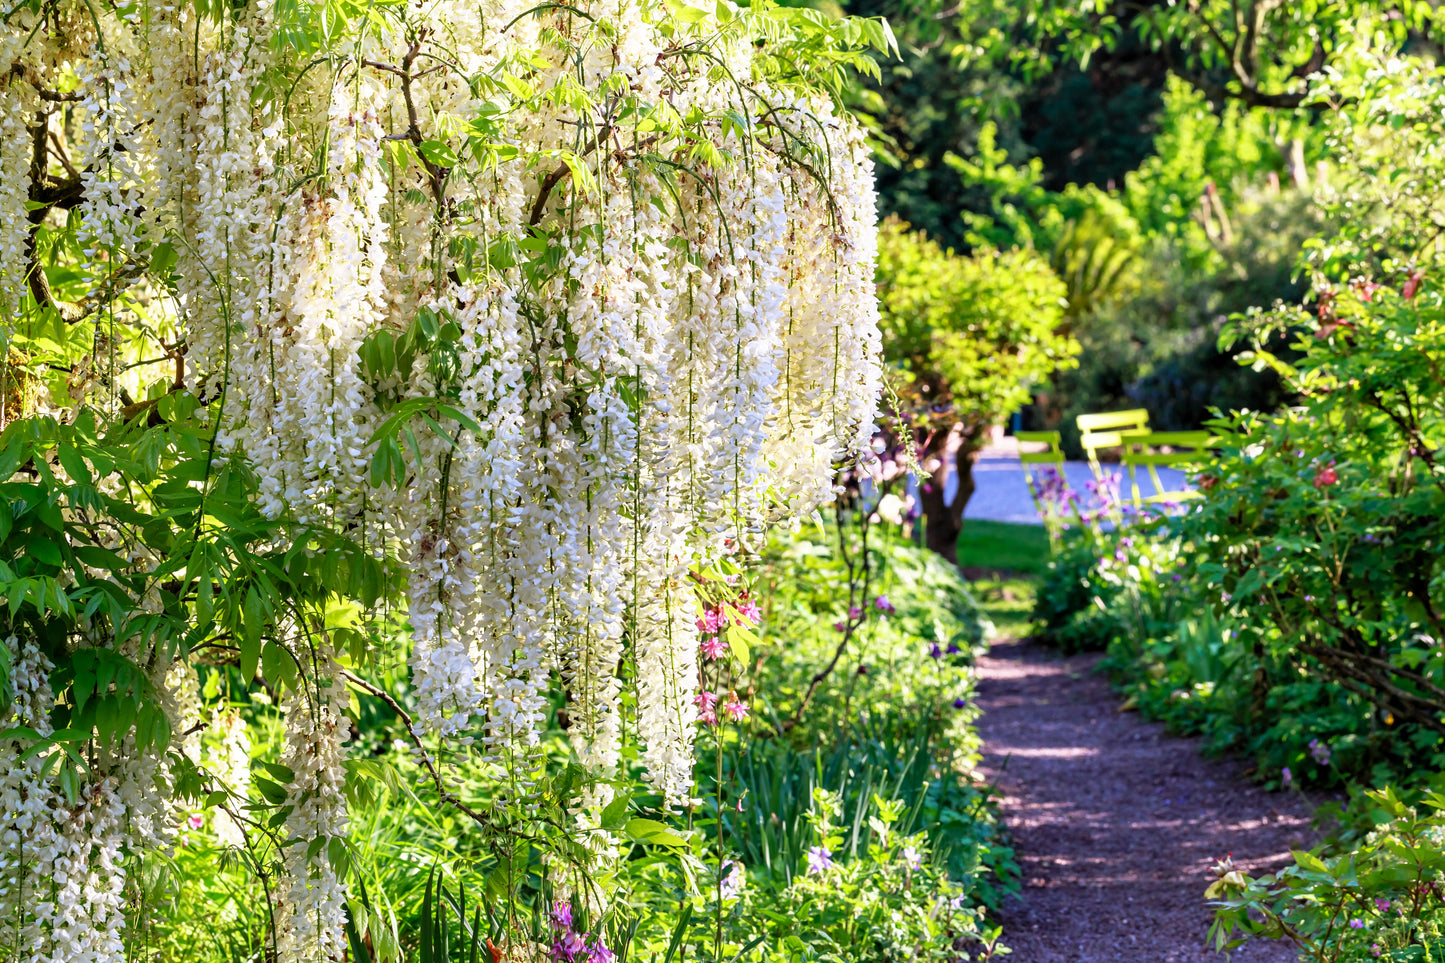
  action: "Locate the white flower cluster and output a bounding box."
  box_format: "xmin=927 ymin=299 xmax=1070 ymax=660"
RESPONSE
xmin=0 ymin=35 xmax=34 ymax=328
xmin=2 ymin=0 xmax=882 ymax=951
xmin=276 ymin=651 xmax=352 ymax=963
xmin=0 ymin=638 xmax=126 ymax=962
xmin=208 ymin=709 xmax=254 ymax=849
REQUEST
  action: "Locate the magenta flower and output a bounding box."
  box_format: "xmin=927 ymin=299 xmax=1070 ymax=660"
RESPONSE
xmin=585 ymin=940 xmax=615 ymax=963
xmin=1349 ymin=919 xmax=1366 ymax=929
xmin=187 ymin=813 xmax=204 ymax=830
xmin=696 ymin=607 xmax=724 ymax=634
xmin=700 ymin=635 xmax=730 ymax=661
xmin=552 ymin=931 xmax=587 ymax=961
xmin=695 ymin=690 xmax=718 ymax=712
xmin=874 ymin=595 xmax=895 ymax=615
xmin=699 ymin=708 xmax=718 ymax=726
xmin=550 ymin=900 xmax=573 ymax=931
xmin=806 ymin=845 xmax=833 ymax=875
xmin=833 ymin=620 xmax=847 ymax=632
xmin=1375 ymin=897 xmax=1390 ymax=912
xmin=848 ymin=606 xmax=862 ymax=619
xmin=724 ymin=695 xmax=749 ymax=722
xmin=734 ymin=597 xmax=761 ymax=626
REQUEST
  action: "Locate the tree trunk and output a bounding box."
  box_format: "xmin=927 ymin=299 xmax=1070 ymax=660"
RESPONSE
xmin=919 ymin=424 xmax=985 ymax=563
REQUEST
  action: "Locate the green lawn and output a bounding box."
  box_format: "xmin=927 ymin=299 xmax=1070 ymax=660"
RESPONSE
xmin=969 ymin=575 xmax=1038 ymax=640
xmin=955 ymin=520 xmax=1051 ymax=576
xmin=952 ymin=521 xmax=1048 ymax=640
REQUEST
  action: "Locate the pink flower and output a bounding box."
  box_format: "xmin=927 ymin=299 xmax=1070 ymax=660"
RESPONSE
xmin=1375 ymin=897 xmax=1390 ymax=912
xmin=848 ymin=606 xmax=862 ymax=619
xmin=699 ymin=708 xmax=718 ymax=726
xmin=187 ymin=814 xmax=204 ymax=830
xmin=695 ymin=690 xmax=718 ymax=712
xmin=1404 ymin=269 xmax=1425 ymax=300
xmin=833 ymin=620 xmax=846 ymax=632
xmin=1313 ymin=464 xmax=1338 ymax=489
xmin=700 ymin=635 xmax=730 ymax=661
xmin=696 ymin=607 xmax=724 ymax=634
xmin=873 ymin=595 xmax=895 ymax=615
xmin=734 ymin=597 xmax=760 ymax=626
xmin=724 ymin=695 xmax=748 ymax=722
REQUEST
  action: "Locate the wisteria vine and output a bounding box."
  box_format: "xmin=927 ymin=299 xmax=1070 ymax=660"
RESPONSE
xmin=0 ymin=0 xmax=886 ymax=957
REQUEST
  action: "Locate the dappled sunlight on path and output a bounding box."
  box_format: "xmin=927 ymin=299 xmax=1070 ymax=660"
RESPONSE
xmin=976 ymin=637 xmax=1312 ymax=962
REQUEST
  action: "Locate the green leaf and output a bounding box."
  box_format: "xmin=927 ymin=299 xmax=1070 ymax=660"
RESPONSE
xmin=725 ymin=622 xmax=754 ymax=666
xmin=600 ymin=793 xmax=631 ymax=831
xmin=27 ymin=538 xmax=63 ymax=568
xmin=254 ymin=776 xmax=289 ymax=805
xmin=1292 ymin=849 xmax=1332 ymax=875
xmin=258 ymin=761 xmax=296 ymax=783
xmin=56 ymin=445 xmax=89 ymax=486
xmin=624 ymin=817 xmax=687 ymax=847
xmin=239 ymin=631 xmax=261 ymax=683
xmin=417 ymin=140 xmax=458 ymax=168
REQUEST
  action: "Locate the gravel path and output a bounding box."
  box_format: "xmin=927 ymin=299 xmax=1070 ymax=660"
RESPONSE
xmin=975 ymin=636 xmax=1314 ymax=962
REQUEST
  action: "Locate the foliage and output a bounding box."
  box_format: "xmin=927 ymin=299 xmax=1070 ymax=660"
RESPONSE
xmin=1208 ymin=787 xmax=1445 ymax=959
xmin=1037 ymin=185 xmax=1319 ymax=452
xmin=750 ymin=517 xmax=994 ymax=740
xmin=938 ymin=0 xmax=1434 ymax=112
xmin=588 ymin=519 xmax=1016 ymax=961
xmin=877 ymin=219 xmax=1074 ymax=412
xmin=1033 ymin=507 xmax=1187 ymax=657
xmin=1121 ymin=78 xmax=1318 ymax=263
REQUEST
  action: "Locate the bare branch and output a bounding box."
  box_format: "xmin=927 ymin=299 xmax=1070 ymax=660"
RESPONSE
xmin=340 ymin=669 xmax=495 ymax=828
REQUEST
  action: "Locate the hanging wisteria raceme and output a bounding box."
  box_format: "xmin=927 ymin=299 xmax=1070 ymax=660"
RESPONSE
xmin=276 ymin=650 xmax=352 ymax=963
xmin=1 ymin=0 xmax=883 ymax=955
xmin=0 ymin=638 xmax=127 ymax=961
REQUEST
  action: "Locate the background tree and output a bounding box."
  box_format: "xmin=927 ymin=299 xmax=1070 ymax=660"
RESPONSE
xmin=876 ymin=219 xmax=1077 ymax=559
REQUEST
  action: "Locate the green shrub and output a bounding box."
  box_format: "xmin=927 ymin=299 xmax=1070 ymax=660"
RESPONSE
xmin=1208 ymin=788 xmax=1445 ymax=959
xmin=751 ymin=518 xmax=994 ymax=743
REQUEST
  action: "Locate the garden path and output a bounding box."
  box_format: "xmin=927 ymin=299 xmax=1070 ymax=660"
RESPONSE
xmin=974 ymin=635 xmax=1314 ymax=962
